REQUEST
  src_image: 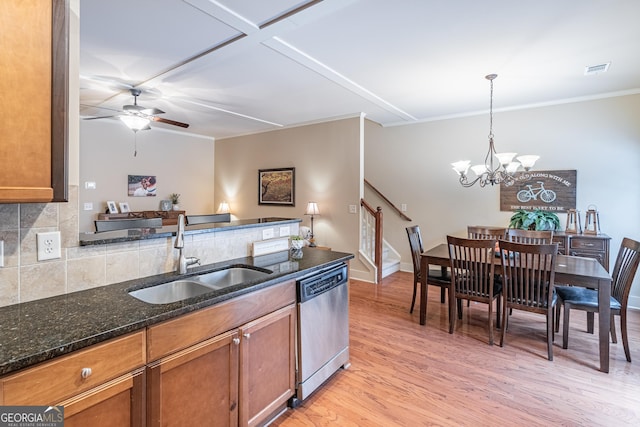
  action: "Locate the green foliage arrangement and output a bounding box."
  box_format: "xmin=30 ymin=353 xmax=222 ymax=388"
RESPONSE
xmin=509 ymin=209 xmax=560 ymax=231
xmin=169 ymin=193 xmax=180 ymax=204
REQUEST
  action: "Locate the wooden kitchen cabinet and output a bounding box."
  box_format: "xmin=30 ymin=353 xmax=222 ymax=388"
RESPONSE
xmin=146 ymin=280 xmax=296 ymax=427
xmin=147 ymin=331 xmax=240 ymax=427
xmin=0 ymin=0 xmax=69 ymax=203
xmin=0 ymin=331 xmax=146 ymax=426
xmin=239 ymin=305 xmax=296 ymax=427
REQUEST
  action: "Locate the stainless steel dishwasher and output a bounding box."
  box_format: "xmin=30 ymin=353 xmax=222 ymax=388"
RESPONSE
xmin=291 ymin=262 xmax=350 ymax=405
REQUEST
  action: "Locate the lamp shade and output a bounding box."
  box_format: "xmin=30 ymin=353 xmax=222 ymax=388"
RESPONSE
xmin=216 ymin=201 xmax=230 ymax=214
xmin=305 ymin=202 xmax=320 ymax=216
xmin=119 ymin=115 xmax=151 ymax=131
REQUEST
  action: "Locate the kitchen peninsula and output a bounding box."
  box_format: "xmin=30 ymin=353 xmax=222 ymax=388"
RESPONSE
xmin=0 ymin=242 xmax=353 ymax=426
xmin=80 ymin=216 xmax=301 ymax=246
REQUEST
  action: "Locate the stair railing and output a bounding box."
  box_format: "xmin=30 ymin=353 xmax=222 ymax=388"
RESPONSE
xmin=361 ymin=198 xmax=383 ymax=284
xmin=364 ymin=179 xmax=412 ymax=222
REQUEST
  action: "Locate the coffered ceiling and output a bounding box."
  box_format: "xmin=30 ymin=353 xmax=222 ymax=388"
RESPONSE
xmin=79 ymin=0 xmax=640 ymax=139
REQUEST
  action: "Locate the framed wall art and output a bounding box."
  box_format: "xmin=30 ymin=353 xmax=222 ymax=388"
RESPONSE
xmin=500 ymin=170 xmax=576 ymax=212
xmin=128 ymin=174 xmax=157 ymax=197
xmin=258 ymin=167 xmax=295 ymax=206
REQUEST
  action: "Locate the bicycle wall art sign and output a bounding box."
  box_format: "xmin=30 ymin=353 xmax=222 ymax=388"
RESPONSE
xmin=499 ymin=170 xmax=576 ymax=212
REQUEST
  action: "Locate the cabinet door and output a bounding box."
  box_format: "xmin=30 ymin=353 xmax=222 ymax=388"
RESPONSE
xmin=0 ymin=0 xmax=68 ymax=202
xmin=59 ymin=368 xmax=145 ymax=427
xmin=147 ymin=330 xmax=239 ymax=427
xmin=239 ymin=304 xmax=296 ymax=427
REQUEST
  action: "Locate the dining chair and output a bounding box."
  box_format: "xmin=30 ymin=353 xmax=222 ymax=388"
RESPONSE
xmin=467 ymin=226 xmax=507 ymax=240
xmin=506 ymin=228 xmax=554 ymax=244
xmin=447 ymin=236 xmax=502 ymax=345
xmin=406 ymin=226 xmax=450 ymax=314
xmin=499 ymin=240 xmax=559 ymax=360
xmin=554 ymin=237 xmax=640 ymax=362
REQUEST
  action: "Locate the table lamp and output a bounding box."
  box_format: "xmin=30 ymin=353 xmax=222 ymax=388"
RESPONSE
xmin=304 ymin=202 xmax=320 ymax=247
xmin=216 ymin=201 xmax=230 ymax=214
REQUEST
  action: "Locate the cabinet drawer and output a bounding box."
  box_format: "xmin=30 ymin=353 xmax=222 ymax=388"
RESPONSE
xmin=570 ymin=237 xmax=606 ymax=251
xmin=1 ymin=331 xmax=146 ymax=405
xmin=147 ymin=280 xmax=295 ymax=361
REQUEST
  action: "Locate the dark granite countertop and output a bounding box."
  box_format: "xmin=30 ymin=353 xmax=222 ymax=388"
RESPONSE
xmin=79 ymin=217 xmax=301 ymax=246
xmin=0 ymin=248 xmax=353 ymax=376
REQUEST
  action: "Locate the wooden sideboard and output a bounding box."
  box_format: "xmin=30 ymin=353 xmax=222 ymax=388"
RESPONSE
xmin=552 ymin=232 xmax=611 ymax=272
xmin=98 ymin=210 xmax=186 ymax=226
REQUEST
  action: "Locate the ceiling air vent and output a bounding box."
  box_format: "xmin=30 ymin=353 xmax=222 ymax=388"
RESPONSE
xmin=584 ymin=62 xmax=610 ymax=75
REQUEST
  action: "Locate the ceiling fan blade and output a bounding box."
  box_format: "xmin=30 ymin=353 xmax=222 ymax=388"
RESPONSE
xmin=151 ymin=117 xmax=190 ymax=128
xmin=81 ymin=103 xmax=122 ymax=113
xmin=83 ymin=115 xmax=117 ymax=120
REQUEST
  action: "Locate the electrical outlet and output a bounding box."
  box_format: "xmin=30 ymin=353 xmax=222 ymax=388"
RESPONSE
xmin=401 ymin=204 xmax=407 ymax=212
xmin=37 ymin=231 xmax=61 ymax=261
xmin=349 ymin=205 xmax=357 ymax=214
xmin=279 ymin=226 xmax=290 ymax=236
xmin=84 ymin=181 xmax=96 ymax=189
xmin=83 ymin=202 xmax=93 ymax=211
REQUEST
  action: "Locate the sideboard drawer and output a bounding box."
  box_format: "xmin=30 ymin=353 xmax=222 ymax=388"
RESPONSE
xmin=570 ymin=237 xmax=607 ymax=251
xmin=1 ymin=331 xmax=146 ymax=405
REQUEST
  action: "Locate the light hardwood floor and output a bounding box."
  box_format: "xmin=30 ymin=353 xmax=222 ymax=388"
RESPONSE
xmin=271 ymin=271 xmax=640 ymax=426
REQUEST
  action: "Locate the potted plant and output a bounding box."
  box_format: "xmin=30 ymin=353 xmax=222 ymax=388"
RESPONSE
xmin=509 ymin=209 xmax=560 ymax=231
xmin=169 ymin=193 xmax=181 ymax=211
xmin=290 ymin=235 xmax=305 ymax=250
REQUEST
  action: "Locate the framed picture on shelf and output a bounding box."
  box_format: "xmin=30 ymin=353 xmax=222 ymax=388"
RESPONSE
xmin=258 ymin=167 xmax=295 ymax=206
xmin=160 ymin=200 xmax=172 ymax=211
xmin=107 ymin=201 xmax=118 ymax=214
xmin=119 ymin=202 xmax=131 ymax=213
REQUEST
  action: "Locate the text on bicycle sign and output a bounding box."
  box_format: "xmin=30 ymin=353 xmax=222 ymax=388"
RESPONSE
xmin=500 ymin=170 xmax=576 ymax=212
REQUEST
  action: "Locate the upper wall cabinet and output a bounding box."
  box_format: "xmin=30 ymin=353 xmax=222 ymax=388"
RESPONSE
xmin=0 ymin=0 xmax=69 ymax=203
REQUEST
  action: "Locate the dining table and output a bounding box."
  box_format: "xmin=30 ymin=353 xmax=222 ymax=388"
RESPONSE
xmin=420 ymin=243 xmax=613 ymax=373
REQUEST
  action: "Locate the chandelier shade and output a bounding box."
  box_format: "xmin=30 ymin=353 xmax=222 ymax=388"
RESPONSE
xmin=451 ymin=74 xmax=539 ymax=187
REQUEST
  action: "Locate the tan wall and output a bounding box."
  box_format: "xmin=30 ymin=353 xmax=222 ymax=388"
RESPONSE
xmin=214 ymin=117 xmax=363 ymax=258
xmin=365 ymin=94 xmax=640 ymax=306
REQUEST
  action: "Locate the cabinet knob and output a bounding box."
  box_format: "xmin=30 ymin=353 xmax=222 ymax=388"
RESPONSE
xmin=232 ymin=338 xmax=240 ymax=345
xmin=81 ymin=367 xmax=92 ymax=379
xmin=243 ymin=333 xmax=251 ymax=339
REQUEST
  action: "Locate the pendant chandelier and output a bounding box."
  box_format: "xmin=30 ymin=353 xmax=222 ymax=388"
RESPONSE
xmin=451 ymin=74 xmax=539 ymax=187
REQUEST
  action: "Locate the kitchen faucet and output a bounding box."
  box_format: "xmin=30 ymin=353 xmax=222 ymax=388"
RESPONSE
xmin=175 ymin=214 xmax=200 ymax=274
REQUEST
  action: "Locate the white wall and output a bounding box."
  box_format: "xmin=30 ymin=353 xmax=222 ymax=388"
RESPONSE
xmin=365 ymin=94 xmax=640 ymax=307
xmin=79 ymin=121 xmax=215 ymax=232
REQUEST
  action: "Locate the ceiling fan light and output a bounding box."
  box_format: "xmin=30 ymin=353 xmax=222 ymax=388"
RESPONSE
xmin=120 ymin=115 xmax=150 ymax=131
xmin=516 ymin=155 xmax=540 ymax=170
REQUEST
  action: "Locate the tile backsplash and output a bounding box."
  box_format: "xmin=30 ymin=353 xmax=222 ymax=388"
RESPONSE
xmin=0 ymin=185 xmax=296 ymax=307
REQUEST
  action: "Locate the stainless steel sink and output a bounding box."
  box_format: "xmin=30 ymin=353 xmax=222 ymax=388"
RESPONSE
xmin=196 ymin=267 xmax=271 ymax=289
xmin=128 ymin=267 xmax=272 ymax=304
xmin=128 ymin=280 xmax=215 ymax=304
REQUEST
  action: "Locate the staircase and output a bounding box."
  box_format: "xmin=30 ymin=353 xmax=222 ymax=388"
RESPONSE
xmin=359 ymin=179 xmax=410 ymax=284
xmin=381 ymin=243 xmax=401 ymax=278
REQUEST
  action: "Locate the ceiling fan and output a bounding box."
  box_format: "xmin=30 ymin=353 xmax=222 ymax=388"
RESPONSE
xmin=84 ymin=88 xmax=189 ymax=130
